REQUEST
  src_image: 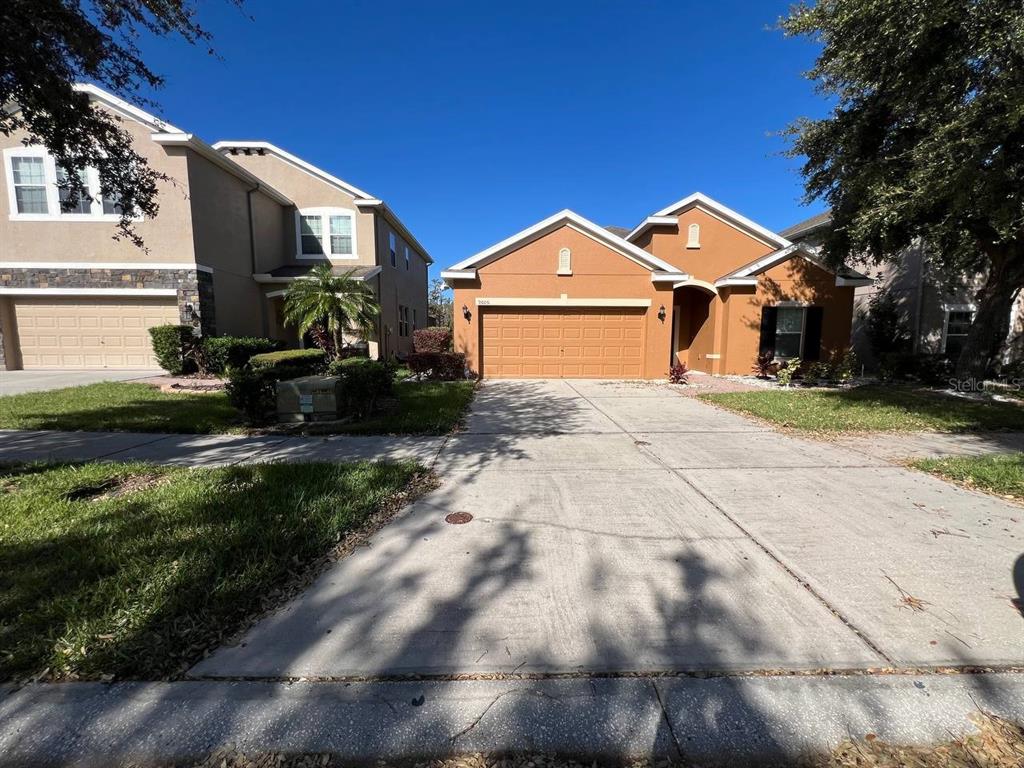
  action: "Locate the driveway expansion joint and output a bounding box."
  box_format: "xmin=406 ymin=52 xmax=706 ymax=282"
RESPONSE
xmin=563 ymin=380 xmax=896 ymax=668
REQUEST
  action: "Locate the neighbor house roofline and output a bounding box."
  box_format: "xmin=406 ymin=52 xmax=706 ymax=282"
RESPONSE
xmin=213 ymin=140 xmax=375 ymax=200
xmin=444 ymin=209 xmax=688 ymax=283
xmin=626 ymin=192 xmax=792 ymax=250
xmin=779 ymin=210 xmax=833 ymax=240
xmin=213 ymin=140 xmax=433 ymax=264
xmin=73 ymin=83 xmax=184 ymax=134
xmin=152 ymin=134 xmax=293 ymax=206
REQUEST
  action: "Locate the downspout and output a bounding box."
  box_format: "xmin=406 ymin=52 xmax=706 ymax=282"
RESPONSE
xmin=246 ymin=183 xmax=268 ymax=337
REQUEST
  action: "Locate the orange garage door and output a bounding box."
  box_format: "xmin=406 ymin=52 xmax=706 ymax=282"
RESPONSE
xmin=482 ymin=307 xmax=646 ymax=378
xmin=13 ymin=296 xmax=181 ymax=369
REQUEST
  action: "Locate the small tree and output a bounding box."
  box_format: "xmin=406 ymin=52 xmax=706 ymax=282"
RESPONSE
xmin=282 ymin=265 xmax=379 ymax=360
xmin=862 ymin=290 xmax=912 ymax=361
xmin=428 ymin=278 xmax=454 ymax=329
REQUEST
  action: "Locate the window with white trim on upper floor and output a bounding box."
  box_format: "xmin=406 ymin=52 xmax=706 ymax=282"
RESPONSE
xmin=296 ymin=208 xmax=356 ymax=259
xmin=4 ymin=147 xmax=126 ymax=220
xmin=389 ymin=232 xmax=397 ymax=268
xmin=404 ymin=244 xmax=410 ymax=271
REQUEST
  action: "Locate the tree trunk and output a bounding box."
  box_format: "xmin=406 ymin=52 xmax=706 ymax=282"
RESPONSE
xmin=331 ymin=325 xmax=343 ymax=361
xmin=955 ymin=245 xmax=1024 ymax=380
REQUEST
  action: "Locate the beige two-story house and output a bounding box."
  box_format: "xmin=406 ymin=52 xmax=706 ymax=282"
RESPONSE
xmin=0 ymin=84 xmax=430 ymax=370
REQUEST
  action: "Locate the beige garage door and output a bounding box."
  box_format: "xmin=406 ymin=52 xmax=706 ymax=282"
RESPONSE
xmin=13 ymin=296 xmax=180 ymax=369
xmin=482 ymin=307 xmax=646 ymax=378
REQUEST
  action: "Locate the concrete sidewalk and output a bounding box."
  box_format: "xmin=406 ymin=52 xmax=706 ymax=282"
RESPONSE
xmin=0 ymin=429 xmax=444 ymax=466
xmin=2 ymin=673 xmax=1023 ymax=766
xmin=834 ymin=430 xmax=1024 ymax=460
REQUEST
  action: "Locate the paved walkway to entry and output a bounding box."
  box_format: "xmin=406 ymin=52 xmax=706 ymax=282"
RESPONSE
xmin=185 ymin=380 xmax=1024 ymax=679
xmin=0 ymin=369 xmax=160 ymax=396
xmin=0 ymin=429 xmax=443 ymax=466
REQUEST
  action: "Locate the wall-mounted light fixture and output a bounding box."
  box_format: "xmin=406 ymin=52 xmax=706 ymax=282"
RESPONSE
xmin=462 ymin=304 xmax=472 ymax=321
xmin=658 ymin=305 xmax=666 ymax=321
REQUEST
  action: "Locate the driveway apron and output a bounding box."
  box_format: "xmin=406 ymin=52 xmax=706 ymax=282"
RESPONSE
xmin=190 ymin=379 xmax=1024 ymax=679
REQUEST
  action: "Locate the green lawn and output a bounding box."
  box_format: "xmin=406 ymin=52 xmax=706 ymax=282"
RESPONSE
xmin=912 ymin=453 xmax=1024 ymax=501
xmin=0 ymin=460 xmax=421 ymax=681
xmin=0 ymin=382 xmax=241 ymax=434
xmin=700 ymin=385 xmax=1024 ymax=433
xmin=328 ymin=379 xmax=477 ymax=435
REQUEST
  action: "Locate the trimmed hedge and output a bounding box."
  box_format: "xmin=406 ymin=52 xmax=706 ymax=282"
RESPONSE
xmin=201 ymin=336 xmax=281 ymax=374
xmin=413 ymin=327 xmax=452 ymax=353
xmin=248 ymin=348 xmax=327 ymax=380
xmin=406 ymin=351 xmax=465 ymax=381
xmin=225 ymin=368 xmax=277 ymax=424
xmin=327 ymin=358 xmax=394 ymax=418
xmin=148 ymin=325 xmax=195 ymax=375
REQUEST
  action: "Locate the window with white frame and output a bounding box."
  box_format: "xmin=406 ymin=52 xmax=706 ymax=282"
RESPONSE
xmin=943 ymin=307 xmax=975 ymax=358
xmin=389 ymin=232 xmax=397 ymax=268
xmin=404 ymin=244 xmax=410 ymax=270
xmin=412 ymin=308 xmax=417 ymax=331
xmin=5 ymin=148 xmax=124 ymax=219
xmin=398 ymin=304 xmax=409 ymax=336
xmin=296 ymin=208 xmax=356 ymax=258
xmin=774 ymin=306 xmax=804 ymax=358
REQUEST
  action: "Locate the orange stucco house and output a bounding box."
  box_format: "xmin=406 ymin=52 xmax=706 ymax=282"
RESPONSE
xmin=442 ymin=194 xmax=871 ymax=380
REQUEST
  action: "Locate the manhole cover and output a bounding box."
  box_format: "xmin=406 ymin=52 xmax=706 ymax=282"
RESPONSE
xmin=445 ymin=512 xmax=473 ymax=525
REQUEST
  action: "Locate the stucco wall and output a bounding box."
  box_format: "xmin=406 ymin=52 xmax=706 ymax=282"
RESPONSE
xmin=0 ymin=112 xmax=196 ymax=265
xmin=453 ymin=225 xmax=675 ymax=378
xmin=220 ymin=151 xmax=377 ymax=269
xmin=639 ymin=207 xmax=777 ymax=282
xmin=376 ymin=217 xmax=430 ymax=358
xmin=719 ymin=258 xmax=855 ymax=375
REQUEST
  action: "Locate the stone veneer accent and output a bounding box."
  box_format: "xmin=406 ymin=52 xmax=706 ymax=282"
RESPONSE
xmin=0 ymin=266 xmax=216 ymax=369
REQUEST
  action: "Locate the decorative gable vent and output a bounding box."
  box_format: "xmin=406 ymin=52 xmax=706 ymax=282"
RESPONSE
xmin=557 ymin=247 xmax=572 ymax=275
xmin=687 ymin=223 xmax=701 ymax=249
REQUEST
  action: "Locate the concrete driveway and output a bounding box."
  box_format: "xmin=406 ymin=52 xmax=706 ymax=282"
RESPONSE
xmin=192 ymin=380 xmax=1024 ymax=679
xmin=0 ymin=369 xmax=159 ymax=396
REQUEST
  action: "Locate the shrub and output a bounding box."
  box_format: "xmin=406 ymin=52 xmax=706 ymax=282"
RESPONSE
xmin=776 ymin=357 xmax=801 ymax=387
xmin=248 ymin=348 xmax=326 ymax=380
xmin=413 ymin=326 xmax=452 ymax=353
xmin=225 ymin=368 xmax=277 ymax=424
xmin=669 ymin=362 xmax=690 ymax=384
xmin=149 ymin=324 xmax=196 ymax=375
xmin=827 ymin=348 xmax=858 ymax=383
xmin=434 ymin=352 xmax=466 ymax=381
xmin=328 ymin=358 xmax=394 ymax=418
xmin=914 ymin=354 xmax=955 ymax=387
xmin=802 ymin=361 xmax=828 ymax=385
xmin=752 ymin=351 xmax=778 ymax=379
xmin=199 ymin=336 xmax=281 ymax=375
xmin=407 ymin=352 xmax=440 ymax=379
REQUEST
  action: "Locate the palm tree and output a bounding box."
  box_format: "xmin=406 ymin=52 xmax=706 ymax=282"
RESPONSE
xmin=282 ymin=264 xmax=379 ymax=359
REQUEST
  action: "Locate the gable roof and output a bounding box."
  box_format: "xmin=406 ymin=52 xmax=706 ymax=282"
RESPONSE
xmin=73 ymin=83 xmax=183 ymax=134
xmin=213 ymin=140 xmax=433 ymax=264
xmin=780 ymin=210 xmax=832 ymax=240
xmin=68 ymin=85 xmax=293 ymax=205
xmin=213 ymin=140 xmax=374 ymax=200
xmin=626 ymin=192 xmax=792 ymax=250
xmin=443 ymin=209 xmax=687 ymax=282
xmin=715 ymin=243 xmax=871 ymax=288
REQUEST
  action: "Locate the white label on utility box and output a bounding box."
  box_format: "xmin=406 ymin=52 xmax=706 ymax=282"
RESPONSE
xmin=299 ymin=394 xmax=314 ymax=413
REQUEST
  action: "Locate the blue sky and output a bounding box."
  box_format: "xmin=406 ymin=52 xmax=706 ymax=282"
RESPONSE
xmin=134 ymin=0 xmax=829 ymax=278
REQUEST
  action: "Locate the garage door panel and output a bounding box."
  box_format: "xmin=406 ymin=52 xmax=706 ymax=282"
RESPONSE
xmin=482 ymin=307 xmax=646 ymax=379
xmin=13 ymin=296 xmax=179 ymax=369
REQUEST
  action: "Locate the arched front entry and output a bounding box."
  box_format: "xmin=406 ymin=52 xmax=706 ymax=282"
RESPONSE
xmin=672 ymin=283 xmax=717 ymax=373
